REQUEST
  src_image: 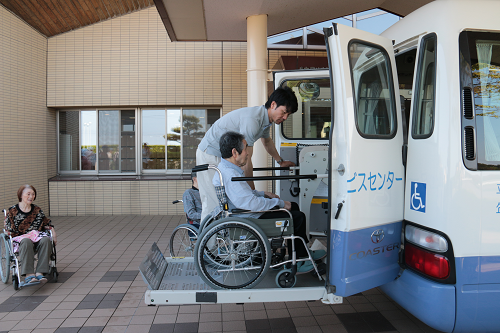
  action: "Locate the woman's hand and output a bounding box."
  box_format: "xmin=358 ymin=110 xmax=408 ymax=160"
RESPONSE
xmin=45 ymin=226 xmax=57 ymax=245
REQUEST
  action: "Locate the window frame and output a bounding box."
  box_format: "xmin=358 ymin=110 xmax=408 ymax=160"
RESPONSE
xmin=57 ymin=107 xmax=222 ymax=176
xmin=411 ymin=33 xmax=437 ymax=140
xmin=348 ymin=39 xmax=398 ymax=140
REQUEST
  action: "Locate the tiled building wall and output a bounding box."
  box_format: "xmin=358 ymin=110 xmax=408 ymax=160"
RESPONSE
xmin=47 ymin=7 xmax=223 ymax=108
xmin=0 ymin=6 xmax=52 ymax=211
xmin=49 ymin=180 xmax=190 ymax=216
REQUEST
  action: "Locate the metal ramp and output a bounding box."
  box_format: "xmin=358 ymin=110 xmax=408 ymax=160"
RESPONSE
xmin=140 ymin=242 xmax=342 ymax=305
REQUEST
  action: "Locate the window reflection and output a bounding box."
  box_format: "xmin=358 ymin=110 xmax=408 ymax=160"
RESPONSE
xmin=167 ymin=109 xmax=181 ymax=170
xmin=142 ymin=110 xmax=165 ymax=170
xmin=81 ymin=111 xmax=96 ymax=171
xmin=281 ymin=79 xmax=331 ymax=139
xmin=183 ymin=109 xmax=206 ymax=170
xmin=350 ymin=43 xmax=395 ymax=137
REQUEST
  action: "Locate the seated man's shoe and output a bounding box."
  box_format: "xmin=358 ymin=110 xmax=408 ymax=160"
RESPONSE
xmin=297 ymin=260 xmax=314 ymax=273
xmin=309 ymin=249 xmax=327 ymax=261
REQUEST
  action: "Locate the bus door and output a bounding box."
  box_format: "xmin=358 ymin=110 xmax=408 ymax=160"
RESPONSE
xmin=326 ymin=23 xmax=405 ymax=297
xmin=273 ymin=69 xmax=332 ymax=236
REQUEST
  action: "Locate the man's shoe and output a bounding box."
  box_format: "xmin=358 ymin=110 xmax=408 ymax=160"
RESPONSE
xmin=297 ymin=261 xmax=314 ymax=273
xmin=310 ymin=249 xmax=327 ymax=261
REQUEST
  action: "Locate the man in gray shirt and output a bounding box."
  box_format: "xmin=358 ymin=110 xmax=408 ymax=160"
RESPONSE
xmin=197 ymin=87 xmax=298 ymax=220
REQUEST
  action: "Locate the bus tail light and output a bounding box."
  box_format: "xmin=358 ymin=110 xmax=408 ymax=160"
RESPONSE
xmin=405 ymin=242 xmax=450 ymax=279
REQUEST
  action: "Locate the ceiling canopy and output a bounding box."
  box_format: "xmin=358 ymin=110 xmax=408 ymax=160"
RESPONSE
xmin=0 ymin=0 xmax=433 ymax=40
xmin=0 ymin=0 xmax=154 ymax=37
xmin=154 ymin=0 xmax=434 ymax=41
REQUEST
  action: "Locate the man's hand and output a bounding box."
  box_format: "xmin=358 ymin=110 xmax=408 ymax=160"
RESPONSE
xmin=264 ymin=192 xmax=279 ymax=199
xmin=279 ymin=160 xmax=295 ymax=168
xmin=284 ymin=201 xmax=292 ymax=211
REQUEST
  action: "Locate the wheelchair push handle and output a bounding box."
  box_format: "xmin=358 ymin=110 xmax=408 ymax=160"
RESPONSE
xmin=192 ymin=164 xmax=224 ymax=186
xmin=192 ymin=164 xmax=209 ymax=172
xmin=172 ymin=200 xmax=183 ymax=204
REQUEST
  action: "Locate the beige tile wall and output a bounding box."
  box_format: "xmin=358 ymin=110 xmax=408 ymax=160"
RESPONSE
xmin=49 ymin=180 xmax=190 ymax=216
xmin=0 ymin=6 xmax=52 ymax=211
xmin=47 ymin=7 xmax=223 ymax=108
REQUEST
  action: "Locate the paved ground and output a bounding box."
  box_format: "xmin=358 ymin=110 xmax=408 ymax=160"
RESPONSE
xmin=0 ymin=215 xmax=442 ymax=333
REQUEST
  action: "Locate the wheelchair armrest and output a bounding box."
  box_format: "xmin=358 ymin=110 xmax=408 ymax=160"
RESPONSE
xmin=230 ymin=208 xmax=251 ymax=213
xmin=228 ymin=207 xmax=293 ymax=220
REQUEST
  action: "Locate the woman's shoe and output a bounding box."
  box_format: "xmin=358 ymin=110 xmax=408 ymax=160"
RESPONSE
xmin=20 ymin=276 xmax=40 ymax=286
xmin=35 ymin=274 xmax=47 ymax=282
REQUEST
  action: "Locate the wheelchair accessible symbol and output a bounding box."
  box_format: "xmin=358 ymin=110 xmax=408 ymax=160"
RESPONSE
xmin=410 ymin=182 xmax=426 ymax=213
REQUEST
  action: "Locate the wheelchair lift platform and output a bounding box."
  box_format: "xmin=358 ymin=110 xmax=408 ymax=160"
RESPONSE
xmin=140 ymin=243 xmax=342 ymax=306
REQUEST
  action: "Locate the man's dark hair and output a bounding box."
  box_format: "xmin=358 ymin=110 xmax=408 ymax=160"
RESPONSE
xmin=265 ymin=86 xmax=299 ymax=114
xmin=220 ymin=131 xmax=245 ymax=159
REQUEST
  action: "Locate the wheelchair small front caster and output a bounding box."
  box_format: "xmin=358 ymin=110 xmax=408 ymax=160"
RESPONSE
xmin=276 ymin=269 xmax=296 ymax=288
xmin=12 ymin=274 xmax=19 ymax=290
xmin=51 ymin=267 xmax=58 ymax=283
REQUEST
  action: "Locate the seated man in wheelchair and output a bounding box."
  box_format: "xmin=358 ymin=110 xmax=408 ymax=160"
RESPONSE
xmin=182 ymin=172 xmax=202 ymax=229
xmin=4 ymin=185 xmax=56 ymax=286
xmin=213 ymin=131 xmax=325 ymax=272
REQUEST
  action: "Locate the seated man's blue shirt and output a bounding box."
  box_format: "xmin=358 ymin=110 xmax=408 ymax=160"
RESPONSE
xmin=212 ymin=159 xmax=284 ymax=218
xmin=183 ymin=188 xmax=202 ymax=223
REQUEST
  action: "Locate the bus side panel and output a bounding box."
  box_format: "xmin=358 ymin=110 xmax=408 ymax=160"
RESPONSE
xmin=455 ymin=256 xmax=500 ymax=332
xmin=381 ymin=270 xmax=456 ymax=333
xmin=330 ymin=221 xmax=402 ymax=297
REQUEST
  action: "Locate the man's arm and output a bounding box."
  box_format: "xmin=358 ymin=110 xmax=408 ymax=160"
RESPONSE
xmin=241 ymin=146 xmax=255 ymax=190
xmin=261 ymin=137 xmax=295 ymax=167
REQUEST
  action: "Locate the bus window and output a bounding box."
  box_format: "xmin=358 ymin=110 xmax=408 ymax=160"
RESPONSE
xmin=349 ymin=42 xmax=397 ymax=138
xmin=460 ymin=31 xmax=500 ymax=170
xmin=280 ymin=78 xmax=331 ymax=140
xmin=395 ymin=49 xmax=417 ymax=144
xmin=412 ymin=34 xmax=437 ymax=139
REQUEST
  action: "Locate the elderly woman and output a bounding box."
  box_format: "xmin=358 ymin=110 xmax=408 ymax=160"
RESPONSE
xmin=4 ymin=185 xmax=56 ymax=286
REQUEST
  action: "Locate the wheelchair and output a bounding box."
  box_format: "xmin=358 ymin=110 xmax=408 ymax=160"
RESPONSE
xmin=169 ymin=199 xmax=199 ymax=258
xmin=0 ymin=209 xmax=58 ymax=290
xmin=190 ymin=164 xmax=324 ymax=290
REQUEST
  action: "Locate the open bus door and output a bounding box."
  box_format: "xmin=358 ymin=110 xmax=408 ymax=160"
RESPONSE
xmin=325 ymin=23 xmax=405 ymax=297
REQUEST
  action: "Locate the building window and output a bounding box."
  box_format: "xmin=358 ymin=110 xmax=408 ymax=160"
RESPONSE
xmin=58 ymin=108 xmax=221 ymax=175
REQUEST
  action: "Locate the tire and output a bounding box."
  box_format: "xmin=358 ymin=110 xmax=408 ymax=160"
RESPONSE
xmin=52 ymin=267 xmax=58 ymax=283
xmin=12 ymin=274 xmax=19 ymax=290
xmin=194 ymin=218 xmax=271 ymax=290
xmin=169 ymin=224 xmax=199 ymax=257
xmin=0 ymin=234 xmax=11 ymax=284
xmin=276 ymin=268 xmax=297 ymax=288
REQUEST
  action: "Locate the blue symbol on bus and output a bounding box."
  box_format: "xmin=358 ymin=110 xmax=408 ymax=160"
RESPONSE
xmin=410 ymin=182 xmax=426 ymax=213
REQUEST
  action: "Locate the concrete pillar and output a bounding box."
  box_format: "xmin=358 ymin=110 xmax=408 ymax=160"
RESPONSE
xmin=247 ymin=14 xmax=268 ymax=191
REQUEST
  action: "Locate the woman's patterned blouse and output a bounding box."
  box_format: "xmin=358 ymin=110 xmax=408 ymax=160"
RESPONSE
xmin=4 ymin=204 xmax=53 ymax=237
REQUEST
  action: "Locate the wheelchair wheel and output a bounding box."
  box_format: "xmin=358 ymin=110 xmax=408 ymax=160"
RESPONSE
xmin=276 ymin=268 xmax=296 ymax=288
xmin=169 ymin=224 xmax=199 ymax=257
xmin=0 ymin=234 xmax=11 ymax=284
xmin=194 ymin=219 xmax=271 ymax=290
